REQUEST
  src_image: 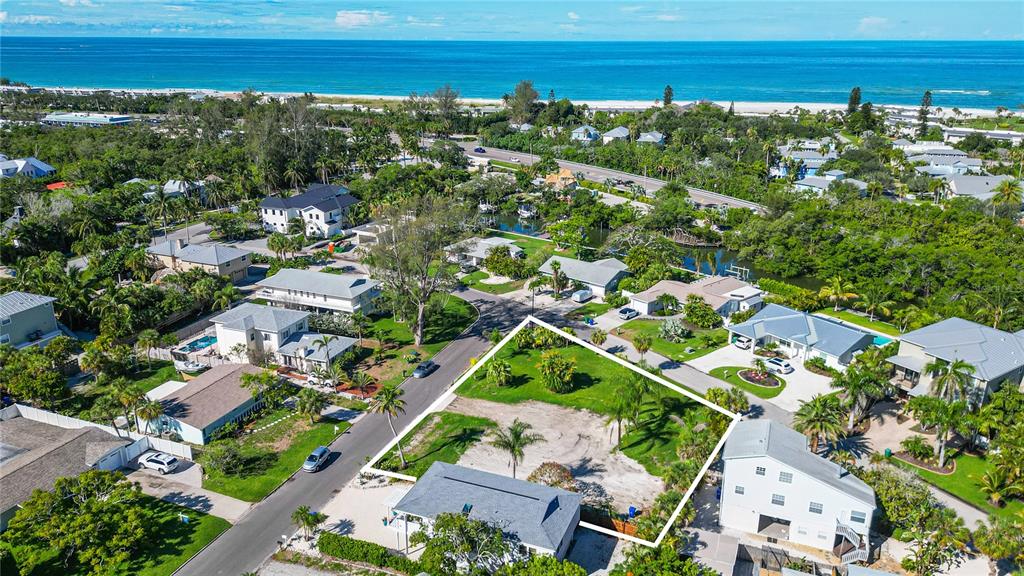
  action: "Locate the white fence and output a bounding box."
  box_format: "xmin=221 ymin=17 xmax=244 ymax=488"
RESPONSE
xmin=7 ymin=404 xmax=193 ymax=460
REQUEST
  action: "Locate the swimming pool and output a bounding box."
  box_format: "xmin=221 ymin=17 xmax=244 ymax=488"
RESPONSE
xmin=179 ymin=335 xmax=217 ymax=353
xmin=873 ymin=335 xmax=893 ymax=346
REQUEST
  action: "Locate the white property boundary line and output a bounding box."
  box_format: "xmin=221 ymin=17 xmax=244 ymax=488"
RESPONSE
xmin=361 ymin=315 xmax=740 ymax=549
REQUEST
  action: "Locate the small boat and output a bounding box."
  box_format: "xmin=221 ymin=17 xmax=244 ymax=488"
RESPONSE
xmin=517 ymin=205 xmax=537 ymax=219
xmin=173 ymin=359 xmax=208 ymax=373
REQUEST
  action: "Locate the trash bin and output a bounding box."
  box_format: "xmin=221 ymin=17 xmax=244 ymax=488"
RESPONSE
xmin=884 ymin=448 xmax=892 ymax=458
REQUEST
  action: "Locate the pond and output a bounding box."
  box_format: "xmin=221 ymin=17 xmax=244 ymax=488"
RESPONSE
xmin=680 ymin=247 xmax=823 ymax=291
xmin=483 ymin=214 xmax=611 ymax=249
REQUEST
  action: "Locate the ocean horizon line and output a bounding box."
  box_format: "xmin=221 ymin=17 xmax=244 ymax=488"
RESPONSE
xmin=4 ymin=36 xmax=1022 ymax=44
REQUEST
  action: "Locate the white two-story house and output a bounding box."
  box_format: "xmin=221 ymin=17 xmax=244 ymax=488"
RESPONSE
xmin=211 ymin=303 xmax=310 ymax=362
xmin=256 ymin=269 xmax=380 ymax=315
xmin=720 ymin=420 xmax=876 ymax=564
xmin=260 ymin=184 xmax=359 ymax=238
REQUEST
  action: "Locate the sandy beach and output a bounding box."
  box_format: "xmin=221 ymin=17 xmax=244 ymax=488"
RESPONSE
xmin=11 ymin=84 xmax=1002 ymax=118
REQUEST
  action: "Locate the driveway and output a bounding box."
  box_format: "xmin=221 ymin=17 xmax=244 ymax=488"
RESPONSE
xmin=127 ymin=454 xmax=252 ymax=523
xmin=687 ymin=346 xmax=833 ymax=412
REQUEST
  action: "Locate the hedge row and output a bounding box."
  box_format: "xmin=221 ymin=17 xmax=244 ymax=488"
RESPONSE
xmin=316 ymin=533 xmax=422 ymax=575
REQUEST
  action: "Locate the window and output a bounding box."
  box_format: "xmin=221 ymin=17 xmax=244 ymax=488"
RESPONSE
xmin=771 ymin=494 xmax=785 ymax=506
xmin=755 ymin=466 xmax=766 ymax=476
xmin=0 ymin=317 xmax=9 ymax=325
xmin=809 ymin=502 xmax=823 ymax=514
xmin=779 ymin=471 xmax=793 ymax=483
xmin=797 ymin=526 xmax=808 ymax=535
xmin=249 ymin=333 xmax=255 ymax=341
xmin=262 ymin=333 xmax=270 ymax=341
xmin=0 ymin=334 xmax=9 ymax=344
xmin=734 ymin=485 xmax=745 ymax=495
xmin=850 ymin=511 xmax=867 ymax=524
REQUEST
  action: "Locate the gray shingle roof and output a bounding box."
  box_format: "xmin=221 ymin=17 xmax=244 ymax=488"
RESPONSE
xmin=729 ymin=304 xmax=873 ymax=359
xmin=538 ymin=256 xmax=628 ymax=289
xmin=898 ymin=317 xmax=1024 ymax=381
xmin=0 ymin=291 xmax=56 ymax=317
xmin=723 ymin=420 xmax=875 ymax=507
xmin=603 ymin=126 xmax=630 ymax=138
xmin=146 ymin=241 xmax=250 ymax=266
xmin=945 ymin=174 xmax=1015 ymax=201
xmin=257 ymin=269 xmax=380 ymax=301
xmin=277 ymin=332 xmax=357 ymax=364
xmin=260 ymin=183 xmax=357 ymax=211
xmin=159 ymin=363 xmax=264 ymax=430
xmin=395 ymin=462 xmax=581 ymax=552
xmin=210 ymin=302 xmax=309 ymax=333
xmin=638 ymin=131 xmax=664 ymax=143
xmin=0 ymin=416 xmax=129 ymax=513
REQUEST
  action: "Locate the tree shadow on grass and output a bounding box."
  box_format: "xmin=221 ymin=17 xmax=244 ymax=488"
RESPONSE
xmin=397 ymin=426 xmax=490 ymax=475
xmin=127 ymin=499 xmax=211 ymax=574
xmin=620 ymin=416 xmax=676 ymax=455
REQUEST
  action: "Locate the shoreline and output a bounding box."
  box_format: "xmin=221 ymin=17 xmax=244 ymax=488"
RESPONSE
xmin=10 ymin=84 xmax=1002 ymax=118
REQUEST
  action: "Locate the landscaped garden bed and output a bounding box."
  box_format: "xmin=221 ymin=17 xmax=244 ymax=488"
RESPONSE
xmin=616 ymin=319 xmax=727 ymax=362
xmin=891 ymin=453 xmax=1024 ymax=521
xmin=708 ymin=366 xmax=786 ymax=399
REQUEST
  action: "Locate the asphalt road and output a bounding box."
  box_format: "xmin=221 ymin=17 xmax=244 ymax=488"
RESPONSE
xmin=456 ymin=141 xmax=766 ymax=213
xmin=174 ymin=289 xmax=554 ymax=576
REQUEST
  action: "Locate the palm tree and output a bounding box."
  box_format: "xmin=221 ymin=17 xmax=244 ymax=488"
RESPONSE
xmin=295 ymin=387 xmax=326 ymax=424
xmin=655 ymin=293 xmax=680 ymax=314
xmin=487 ymin=358 xmax=512 ymax=387
xmin=605 ymin=391 xmax=630 ymax=447
xmin=855 ymin=285 xmax=895 ymax=321
xmin=212 ymin=285 xmax=241 ymax=311
xmin=136 ymin=399 xmax=164 ymax=435
xmin=109 ymin=378 xmax=146 ymax=432
xmin=370 ymin=385 xmax=407 ymax=468
xmin=818 ymin=275 xmax=858 ymax=312
xmin=977 ymin=467 xmax=1022 ymax=507
xmin=751 ymin=358 xmax=769 ymax=378
xmin=590 ymin=329 xmax=607 ymax=347
xmin=972 ymin=287 xmax=1020 ymax=330
xmin=906 ymin=396 xmax=968 ymax=467
xmin=136 ymin=329 xmax=161 ymax=369
xmin=291 ymin=505 xmax=326 ymax=541
xmin=633 ymin=333 xmax=653 ymax=360
xmin=349 ymin=372 xmax=375 ymax=396
xmin=828 ymin=449 xmax=856 ymax=467
xmin=313 ymin=334 xmax=338 ymax=353
xmin=90 ymin=395 xmax=124 ymax=436
xmin=349 ymin=312 xmax=371 ymax=345
xmin=831 ymin=367 xmax=885 ymax=430
xmin=990 ymin=178 xmax=1022 ymax=211
xmin=793 ymin=394 xmax=844 ymax=453
xmin=548 ymin=261 xmax=567 ymax=296
xmin=488 ymin=418 xmax=546 ymax=479
xmin=925 ymin=358 xmax=975 ymax=403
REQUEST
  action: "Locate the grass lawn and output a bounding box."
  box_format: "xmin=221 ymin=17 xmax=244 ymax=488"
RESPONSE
xmin=1 ymin=496 xmax=229 ymax=576
xmin=56 ymin=361 xmax=183 ymax=419
xmin=459 ymin=336 xmax=714 ymax=478
xmin=131 ymin=361 xmax=183 ymax=393
xmin=202 ymin=407 xmax=351 ymax=501
xmin=892 ymin=453 xmax=1024 ymax=521
xmin=566 ymin=301 xmax=614 ymax=319
xmin=616 ymin=319 xmax=729 ymax=362
xmin=817 ymin=308 xmax=900 ymax=337
xmin=486 ymin=231 xmax=577 ymax=259
xmin=708 ymin=366 xmax=786 ymax=399
xmin=378 ymin=412 xmax=497 ymax=477
xmin=461 ymin=270 xmax=526 ymax=295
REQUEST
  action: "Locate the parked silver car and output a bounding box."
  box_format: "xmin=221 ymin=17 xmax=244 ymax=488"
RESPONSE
xmin=302 ymin=446 xmax=330 ymax=472
xmin=766 ymin=357 xmax=794 ymax=374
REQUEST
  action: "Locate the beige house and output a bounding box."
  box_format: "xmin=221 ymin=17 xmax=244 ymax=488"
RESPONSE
xmin=628 ymin=276 xmax=763 ymax=319
xmin=146 ymin=239 xmax=251 ymax=283
xmin=0 ymin=291 xmax=62 ymax=349
xmin=544 ymin=168 xmax=577 ymax=192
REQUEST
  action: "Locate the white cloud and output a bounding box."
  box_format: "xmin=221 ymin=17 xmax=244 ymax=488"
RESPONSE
xmin=335 ymin=10 xmax=391 ymax=28
xmin=10 ymin=14 xmax=59 ymax=24
xmin=59 ymin=0 xmax=96 ymax=6
xmin=567 ymin=11 xmax=579 ymax=21
xmin=857 ymin=16 xmax=889 ymax=34
xmin=655 ymin=14 xmax=681 ymax=22
xmin=406 ymin=15 xmax=443 ymax=28
xmin=0 ymin=11 xmax=7 ymax=23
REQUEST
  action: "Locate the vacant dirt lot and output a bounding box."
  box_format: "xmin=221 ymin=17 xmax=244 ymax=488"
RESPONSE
xmin=443 ymin=396 xmax=664 ymax=512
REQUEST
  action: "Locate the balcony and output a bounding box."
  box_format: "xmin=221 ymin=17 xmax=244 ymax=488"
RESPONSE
xmin=834 ymin=521 xmax=869 ymax=564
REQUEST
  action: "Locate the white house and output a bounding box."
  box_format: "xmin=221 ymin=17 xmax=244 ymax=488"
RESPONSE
xmin=151 ymin=363 xmax=265 ymax=445
xmin=720 ymin=420 xmax=875 ymax=564
xmin=942 ymin=174 xmax=1015 ymax=203
xmin=391 ymin=462 xmax=582 ymax=559
xmin=728 ymin=304 xmax=875 ymax=369
xmin=0 ymin=156 xmax=56 ymax=179
xmin=256 ymin=268 xmax=380 ymax=315
xmin=446 ymin=236 xmax=524 ymax=267
xmin=0 ymin=291 xmax=62 ymax=349
xmin=602 ymin=126 xmax=630 ymax=144
xmin=637 ymin=131 xmax=665 ymax=146
xmin=628 ymin=276 xmax=763 ymax=318
xmin=349 ymin=221 xmax=391 ymax=247
xmin=260 ymin=183 xmax=359 ymax=238
xmin=795 ymin=170 xmax=868 ymax=196
xmin=538 ymin=256 xmax=628 ymax=298
xmin=211 ymin=302 xmax=310 ymax=361
xmin=570 ymin=125 xmax=600 ymax=144
xmin=41 ymin=112 xmax=134 ymax=127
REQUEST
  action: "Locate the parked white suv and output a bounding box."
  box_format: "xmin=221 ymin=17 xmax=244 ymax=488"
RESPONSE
xmin=733 ymin=336 xmax=752 ymax=350
xmin=139 ymin=452 xmax=179 ymax=475
xmin=765 ymin=357 xmax=794 ymax=374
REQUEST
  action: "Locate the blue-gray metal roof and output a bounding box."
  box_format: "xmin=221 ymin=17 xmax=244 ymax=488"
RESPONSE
xmin=146 ymin=241 xmax=250 ymax=266
xmin=277 ymin=332 xmax=357 ymax=364
xmin=257 ymin=269 xmax=379 ymax=300
xmin=729 ymin=304 xmax=873 ymax=359
xmin=723 ymin=420 xmax=876 ymax=507
xmin=0 ymin=291 xmax=56 ymax=317
xmin=538 ymin=256 xmax=627 ymax=289
xmin=899 ymin=317 xmax=1024 ymax=382
xmin=394 ymin=462 xmax=581 ymax=551
xmin=210 ymin=302 xmax=309 ymax=333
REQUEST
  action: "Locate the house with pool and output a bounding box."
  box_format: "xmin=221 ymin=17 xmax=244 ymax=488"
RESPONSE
xmin=727 ymin=304 xmax=875 ymax=369
xmin=887 ymin=317 xmax=1024 ymax=406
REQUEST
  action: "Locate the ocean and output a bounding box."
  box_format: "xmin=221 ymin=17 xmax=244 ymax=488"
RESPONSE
xmin=1 ymin=37 xmax=1022 ymax=108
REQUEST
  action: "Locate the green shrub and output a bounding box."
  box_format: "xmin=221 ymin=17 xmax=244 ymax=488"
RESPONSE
xmin=658 ymin=318 xmax=693 ymax=343
xmin=901 ymin=435 xmax=934 ymax=461
xmin=317 ymin=533 xmax=422 ymax=575
xmin=605 ymin=291 xmax=628 ymax=308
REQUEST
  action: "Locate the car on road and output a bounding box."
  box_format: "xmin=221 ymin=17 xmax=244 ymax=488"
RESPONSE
xmin=733 ymin=336 xmax=753 ymax=350
xmin=139 ymin=452 xmax=179 ymax=475
xmin=618 ymin=307 xmax=639 ymax=320
xmin=412 ymin=360 xmax=439 ymax=378
xmin=302 ymin=446 xmax=330 ymax=472
xmin=473 ymin=147 xmax=486 ymax=153
xmin=510 ymin=157 xmax=520 ymax=163
xmin=766 ymin=358 xmax=794 ymax=374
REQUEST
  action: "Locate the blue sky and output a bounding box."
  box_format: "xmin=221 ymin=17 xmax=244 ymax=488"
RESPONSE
xmin=1 ymin=1 xmax=1021 ymax=40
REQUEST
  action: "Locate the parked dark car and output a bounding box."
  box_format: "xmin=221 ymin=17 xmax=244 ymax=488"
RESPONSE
xmin=412 ymin=360 xmax=439 ymax=378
